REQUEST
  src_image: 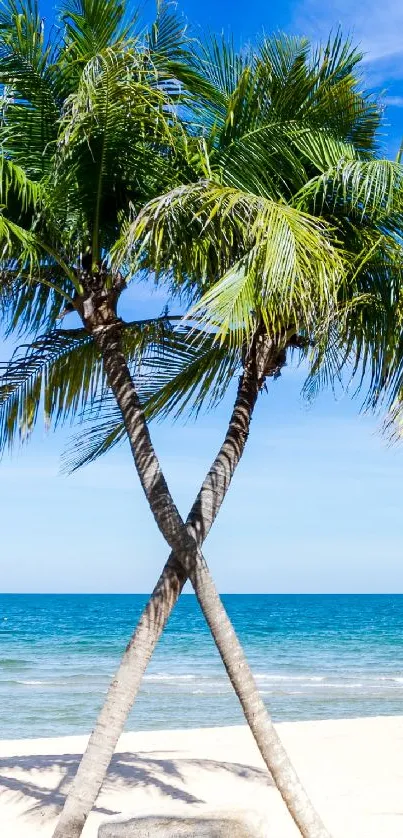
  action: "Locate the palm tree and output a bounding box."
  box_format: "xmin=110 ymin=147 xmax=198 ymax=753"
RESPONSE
xmin=0 ymin=3 xmax=342 ymax=837
xmin=52 ymin=31 xmax=403 ymax=838
xmin=1 ymin=8 xmax=402 ymax=838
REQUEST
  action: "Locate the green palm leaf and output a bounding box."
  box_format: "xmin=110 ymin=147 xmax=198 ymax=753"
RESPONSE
xmin=0 ymin=0 xmax=61 ymax=176
xmin=0 ymin=328 xmax=94 ymax=449
xmin=60 ymin=0 xmax=136 ymax=68
xmin=62 ymin=327 xmax=240 ymax=471
xmin=0 ymin=156 xmax=42 ymax=213
xmin=295 ymin=159 xmax=403 ymax=219
xmin=0 ymin=315 xmax=188 ymax=452
xmin=119 ymin=181 xmax=343 ymax=346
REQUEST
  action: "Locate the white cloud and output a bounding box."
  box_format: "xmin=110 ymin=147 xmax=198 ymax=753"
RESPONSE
xmin=290 ymin=0 xmax=403 ymax=73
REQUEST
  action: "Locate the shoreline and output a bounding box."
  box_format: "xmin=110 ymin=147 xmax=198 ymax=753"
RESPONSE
xmin=1 ymin=716 xmax=403 ymax=836
xmin=3 ymin=594 xmax=403 ymax=736
xmin=1 ymin=710 xmax=402 ymax=745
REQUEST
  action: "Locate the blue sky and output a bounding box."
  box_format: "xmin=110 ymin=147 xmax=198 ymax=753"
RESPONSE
xmin=1 ymin=0 xmax=403 ymax=593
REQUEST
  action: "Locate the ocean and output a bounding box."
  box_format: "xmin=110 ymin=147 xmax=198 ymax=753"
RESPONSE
xmin=1 ymin=594 xmax=403 ymax=738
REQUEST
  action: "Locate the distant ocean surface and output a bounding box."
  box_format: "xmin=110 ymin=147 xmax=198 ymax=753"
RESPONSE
xmin=1 ymin=594 xmax=403 ymax=738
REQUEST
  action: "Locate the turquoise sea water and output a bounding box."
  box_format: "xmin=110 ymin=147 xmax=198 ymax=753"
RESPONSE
xmin=1 ymin=594 xmax=403 ymax=738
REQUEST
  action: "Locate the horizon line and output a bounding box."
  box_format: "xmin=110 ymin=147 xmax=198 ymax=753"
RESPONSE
xmin=2 ymin=591 xmax=403 ymax=596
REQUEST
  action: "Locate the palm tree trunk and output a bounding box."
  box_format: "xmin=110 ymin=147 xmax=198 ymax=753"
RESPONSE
xmin=53 ymin=319 xmax=330 ymax=838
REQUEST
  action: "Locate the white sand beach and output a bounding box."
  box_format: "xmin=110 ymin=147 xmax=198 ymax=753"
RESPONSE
xmin=0 ymin=716 xmax=402 ymax=837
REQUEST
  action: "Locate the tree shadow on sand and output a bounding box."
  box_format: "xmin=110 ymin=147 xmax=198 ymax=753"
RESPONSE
xmin=0 ymin=751 xmax=272 ymax=826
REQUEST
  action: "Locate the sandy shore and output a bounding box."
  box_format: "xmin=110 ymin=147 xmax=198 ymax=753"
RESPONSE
xmin=1 ymin=716 xmax=403 ymax=837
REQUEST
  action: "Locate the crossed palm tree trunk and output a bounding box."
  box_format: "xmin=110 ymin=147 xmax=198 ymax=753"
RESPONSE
xmin=53 ymin=305 xmax=330 ymax=838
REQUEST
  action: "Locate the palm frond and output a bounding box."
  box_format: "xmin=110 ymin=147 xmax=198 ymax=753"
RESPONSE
xmin=0 ymin=212 xmax=44 ymax=270
xmin=383 ymin=393 xmax=403 ymax=443
xmin=62 ymin=406 xmax=126 ymax=471
xmin=0 ymin=314 xmax=188 ymax=452
xmin=63 ymin=326 xmax=241 ymax=471
xmin=119 ymin=181 xmax=344 ymax=346
xmin=147 ymin=2 xmax=187 ymax=62
xmin=301 ymin=228 xmax=403 ymax=416
xmin=0 ymin=266 xmax=71 ymax=334
xmin=59 ymin=0 xmax=138 ymax=85
xmin=0 ymin=328 xmax=96 ymax=450
xmin=0 ymin=0 xmax=61 ymax=175
xmin=295 ymin=159 xmax=403 ymax=219
xmin=0 ymin=155 xmax=43 ymax=218
xmin=194 ymin=34 xmax=247 ymax=105
xmin=140 ymin=330 xmax=240 ymax=420
xmin=257 ymin=31 xmax=379 ymax=152
xmin=52 ymin=44 xmax=185 ymax=259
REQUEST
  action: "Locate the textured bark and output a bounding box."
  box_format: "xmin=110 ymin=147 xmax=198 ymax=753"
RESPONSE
xmin=190 ymin=558 xmax=326 ymax=837
xmin=52 ymin=553 xmax=187 ymax=838
xmin=53 ymin=316 xmax=330 ymax=838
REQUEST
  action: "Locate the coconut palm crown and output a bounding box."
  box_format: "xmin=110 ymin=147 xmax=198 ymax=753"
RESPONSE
xmin=118 ymin=32 xmax=403 ymax=409
xmin=2 ymin=4 xmax=403 ymax=458
xmin=0 ymin=0 xmax=215 ymax=449
xmin=62 ymin=32 xmax=403 ymax=464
